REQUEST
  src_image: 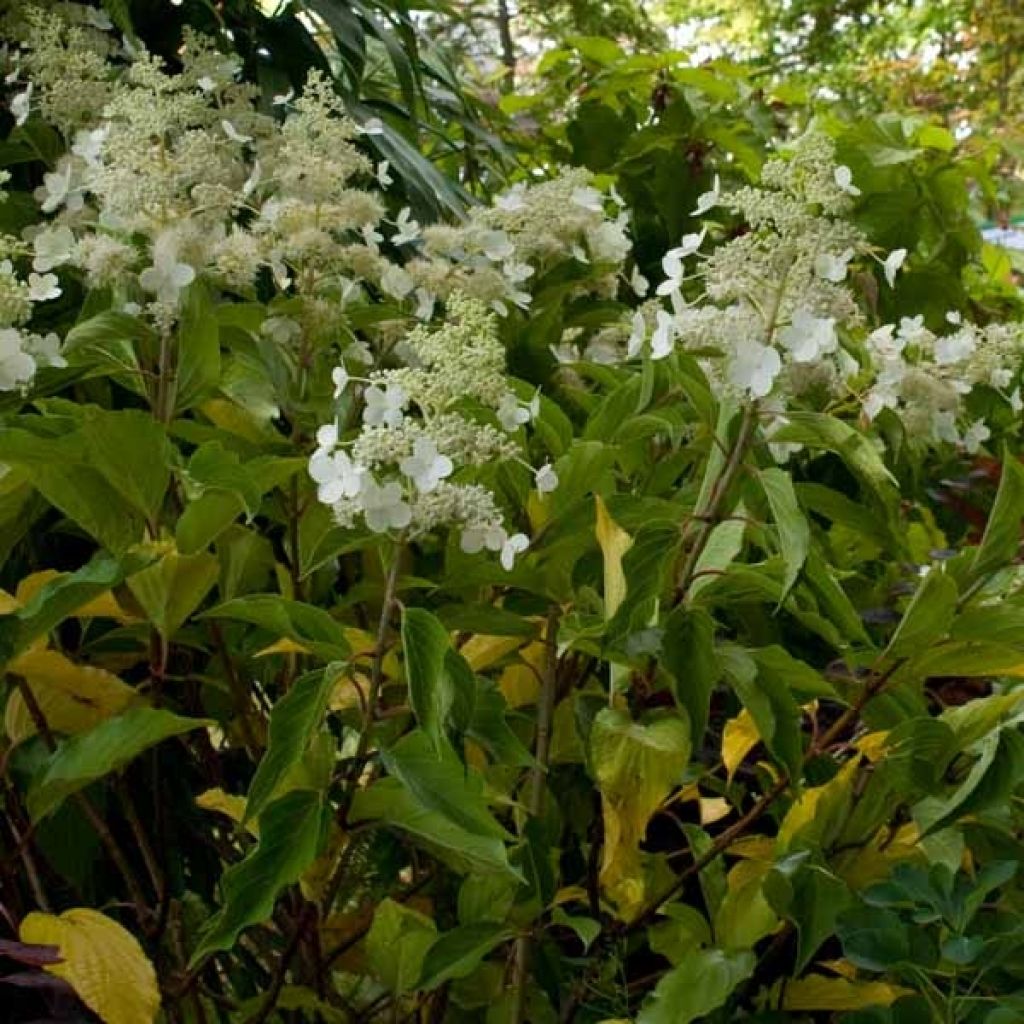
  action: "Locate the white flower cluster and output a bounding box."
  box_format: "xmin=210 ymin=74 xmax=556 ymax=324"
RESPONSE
xmin=862 ymin=314 xmax=1023 ymax=450
xmin=308 ymin=295 xmax=557 ymax=568
xmin=7 ymin=3 xmax=631 ymax=370
xmin=0 ymin=243 xmax=67 ymax=391
xmin=622 ymin=132 xmax=1022 ymax=453
xmin=630 ymin=133 xmax=871 ymax=402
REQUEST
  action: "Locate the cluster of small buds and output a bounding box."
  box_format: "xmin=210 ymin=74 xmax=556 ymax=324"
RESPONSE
xmin=861 ymin=313 xmax=1024 ymax=451
xmin=308 ymin=295 xmax=558 ymax=567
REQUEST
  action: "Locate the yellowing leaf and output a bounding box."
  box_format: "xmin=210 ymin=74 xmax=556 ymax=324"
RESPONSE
xmin=195 ymin=788 xmax=258 ymax=837
xmin=818 ymin=958 xmax=858 ymax=980
xmin=328 ymin=670 xmax=369 ymax=712
xmin=777 ymin=758 xmax=860 ymax=851
xmin=836 ymin=821 xmax=921 ymax=889
xmin=591 ymin=709 xmax=690 ymax=917
xmin=595 ymin=495 xmax=633 ymax=620
xmin=78 ymin=591 xmax=136 ymax=623
xmin=526 ymin=490 xmax=549 ymax=532
xmin=551 ymin=886 xmax=589 ymax=907
xmin=715 ymin=859 xmax=778 ymax=951
xmin=699 ymin=797 xmax=731 ymax=826
xmin=255 ymin=637 xmax=311 ymax=657
xmin=728 ymin=836 xmax=776 ymax=861
xmin=722 ymin=709 xmax=759 ymax=781
xmin=461 ymin=633 xmax=526 ymax=671
xmin=5 ymin=648 xmax=136 ymax=745
xmin=499 ymin=642 xmax=546 ymax=707
xmin=550 ymin=696 xmax=584 ymax=764
xmin=6 ymin=572 xmax=134 ymax=624
xmin=854 ymin=731 xmax=890 ymax=762
xmin=782 ymin=974 xmax=912 ymax=1011
xmin=15 ymin=569 xmax=64 ymax=604
xmin=20 ymin=908 xmax=160 ymax=1024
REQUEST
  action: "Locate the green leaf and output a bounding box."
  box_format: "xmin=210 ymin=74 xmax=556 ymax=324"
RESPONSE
xmin=884 ymin=568 xmax=958 ymax=658
xmin=80 ymin=409 xmax=170 ymax=524
xmin=768 ymin=412 xmax=899 ymax=532
xmin=606 ymin=526 xmax=679 ymax=648
xmin=836 ymin=906 xmax=910 ymax=971
xmin=381 ymin=730 xmax=508 ymax=840
xmin=365 ymin=899 xmax=437 ymax=994
xmin=0 ymin=553 xmax=140 ymax=666
xmin=637 ymin=948 xmax=755 ymax=1024
xmin=914 ymin=727 xmax=1024 ymax=836
xmin=191 ymin=789 xmax=325 ymax=964
xmin=200 ymin=595 xmax=350 ymax=661
xmin=757 ymin=467 xmax=810 ymax=601
xmin=662 ymin=605 xmax=721 ymax=748
xmin=126 ymin=549 xmax=219 ymax=640
xmin=244 ymin=668 xmax=334 ymax=823
xmin=349 ymin=778 xmax=520 ymax=879
xmin=720 ymin=644 xmax=802 ymax=778
xmin=467 ymin=684 xmax=534 ymax=767
xmin=62 ymin=311 xmax=149 ymax=389
xmin=176 ymin=282 xmax=222 ymax=412
xmin=971 ymin=454 xmax=1024 ymax=579
xmin=765 ymin=856 xmax=851 ymax=973
xmin=417 ymin=923 xmax=512 ymax=991
xmin=0 ymin=427 xmax=147 ymax=553
xmin=28 ymin=708 xmax=211 ymax=822
xmin=401 ymin=607 xmax=456 ymax=752
xmin=176 ymin=491 xmax=245 ymax=556
xmin=690 ymin=506 xmax=747 ymax=599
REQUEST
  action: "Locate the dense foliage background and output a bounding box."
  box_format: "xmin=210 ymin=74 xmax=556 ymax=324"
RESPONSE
xmin=2 ymin=2 xmax=1024 ymax=1023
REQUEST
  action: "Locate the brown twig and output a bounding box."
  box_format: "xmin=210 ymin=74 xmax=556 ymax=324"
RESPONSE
xmin=244 ymin=904 xmax=312 ymax=1024
xmin=323 ymin=539 xmax=404 ymax=914
xmin=509 ymin=606 xmax=561 ymax=1023
xmin=13 ymin=677 xmax=151 ymax=928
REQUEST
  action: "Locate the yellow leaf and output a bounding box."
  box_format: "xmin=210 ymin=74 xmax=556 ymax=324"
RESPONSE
xmin=255 ymin=637 xmax=311 ymax=657
xmin=15 ymin=569 xmax=64 ymax=604
xmin=854 ymin=731 xmax=890 ymax=762
xmin=343 ymin=627 xmax=377 ymax=657
xmin=328 ymin=670 xmax=369 ymax=712
xmin=595 ymin=496 xmax=633 ymax=620
xmin=777 ymin=758 xmax=860 ymax=851
xmin=461 ymin=633 xmax=527 ymax=672
xmin=526 ymin=490 xmax=549 ymax=532
xmin=699 ymin=797 xmax=731 ymax=826
xmin=836 ymin=821 xmax=921 ymax=889
xmin=498 ymin=642 xmax=546 ymax=707
xmin=551 ymin=886 xmax=589 ymax=907
xmin=0 ymin=587 xmax=19 ymax=614
xmin=195 ymin=788 xmax=258 ymax=837
xmin=716 ymin=859 xmax=778 ymax=950
xmin=75 ymin=591 xmax=137 ymax=623
xmin=5 ymin=648 xmax=136 ymax=745
xmin=722 ymin=709 xmax=759 ymax=781
xmin=20 ymin=908 xmax=160 ymax=1024
xmin=818 ymin=958 xmax=858 ymax=980
xmin=782 ymin=974 xmax=912 ymax=1011
xmin=550 ymin=696 xmax=584 ymax=764
xmin=592 ymin=709 xmax=690 ymax=917
xmin=728 ymin=836 xmax=776 ymax=861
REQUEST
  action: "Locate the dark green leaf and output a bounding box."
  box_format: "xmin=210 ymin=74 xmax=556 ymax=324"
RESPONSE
xmin=28 ymin=708 xmax=211 ymax=822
